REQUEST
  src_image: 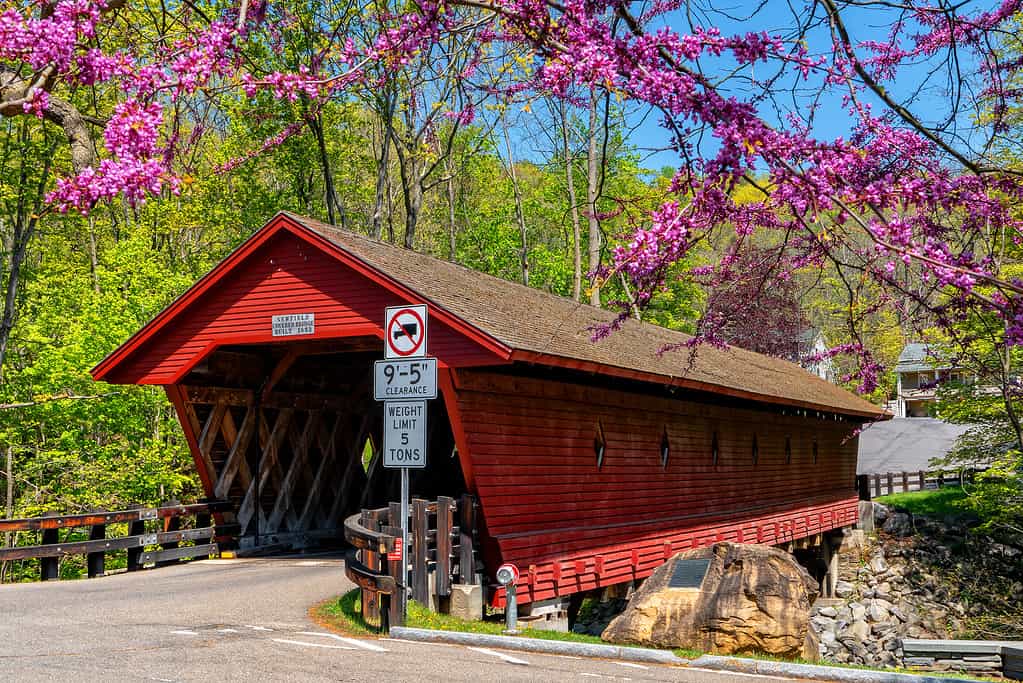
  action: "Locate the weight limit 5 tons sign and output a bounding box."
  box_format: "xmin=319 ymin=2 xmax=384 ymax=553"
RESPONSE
xmin=383 ymin=401 xmax=427 ymax=468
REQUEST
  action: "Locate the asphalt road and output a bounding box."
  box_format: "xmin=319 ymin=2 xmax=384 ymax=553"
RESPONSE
xmin=0 ymin=555 xmax=803 ymax=682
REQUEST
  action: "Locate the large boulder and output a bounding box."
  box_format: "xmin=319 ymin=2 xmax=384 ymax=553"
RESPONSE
xmin=602 ymin=542 xmax=820 ymax=660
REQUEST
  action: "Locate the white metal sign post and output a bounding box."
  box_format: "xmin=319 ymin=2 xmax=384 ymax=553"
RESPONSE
xmin=379 ymin=304 xmax=433 ymax=623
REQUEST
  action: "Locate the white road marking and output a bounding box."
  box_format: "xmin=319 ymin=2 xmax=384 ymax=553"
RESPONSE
xmin=244 ymin=625 xmax=273 ymax=631
xmin=216 ymin=628 xmax=239 ymax=633
xmin=552 ymin=654 xmax=583 ymax=660
xmin=466 ymin=646 xmax=529 ymax=666
xmin=271 ymin=638 xmax=355 ymax=650
xmin=169 ymin=630 xmax=197 ymax=636
xmin=382 ymin=638 xmax=454 ymax=647
xmin=614 ymin=662 xmax=648 ymax=669
xmin=297 ymin=631 xmax=388 ymax=652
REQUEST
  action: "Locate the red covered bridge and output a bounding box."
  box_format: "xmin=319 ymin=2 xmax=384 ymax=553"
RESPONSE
xmin=93 ymin=211 xmax=883 ymax=611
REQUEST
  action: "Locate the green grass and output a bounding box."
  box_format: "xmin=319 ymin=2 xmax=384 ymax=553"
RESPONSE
xmin=876 ymin=487 xmax=968 ymax=517
xmin=314 ymin=589 xmax=655 ymax=649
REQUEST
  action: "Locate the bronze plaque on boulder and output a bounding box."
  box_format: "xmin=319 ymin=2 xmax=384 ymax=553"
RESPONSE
xmin=668 ymin=558 xmax=711 ymax=589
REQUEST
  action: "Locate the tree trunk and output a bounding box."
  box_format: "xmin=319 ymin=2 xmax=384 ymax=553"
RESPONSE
xmin=586 ymin=92 xmax=602 ymax=307
xmin=501 ymin=116 xmax=529 ymax=287
xmin=561 ymin=101 xmax=583 ymax=302
xmin=308 ymin=112 xmax=346 ymax=228
xmin=372 ymin=103 xmax=394 ymax=240
xmin=446 ymin=160 xmax=458 ymax=261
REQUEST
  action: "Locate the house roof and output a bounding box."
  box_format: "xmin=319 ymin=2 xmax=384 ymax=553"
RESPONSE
xmin=896 ymin=342 xmax=952 ymax=373
xmin=857 ymin=417 xmax=971 ymax=474
xmin=281 ymin=213 xmax=883 ymax=419
xmin=93 ymin=212 xmax=886 ymax=419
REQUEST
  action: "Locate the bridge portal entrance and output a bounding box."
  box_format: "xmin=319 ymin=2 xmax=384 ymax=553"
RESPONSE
xmin=170 ymin=337 xmax=463 ymax=550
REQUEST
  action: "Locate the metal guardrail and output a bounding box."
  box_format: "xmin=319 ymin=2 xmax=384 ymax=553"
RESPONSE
xmin=344 ymin=494 xmax=477 ymax=630
xmin=0 ymin=500 xmax=233 ymax=580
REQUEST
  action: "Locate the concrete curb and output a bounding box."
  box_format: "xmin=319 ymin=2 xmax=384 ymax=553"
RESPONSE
xmin=689 ymin=654 xmax=980 ymax=683
xmin=387 ymin=627 xmax=687 ymax=665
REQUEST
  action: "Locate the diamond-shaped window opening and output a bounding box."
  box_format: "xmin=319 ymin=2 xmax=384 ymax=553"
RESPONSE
xmin=752 ymin=434 xmax=759 ymax=464
xmin=660 ymin=428 xmax=670 ymax=469
xmin=594 ymin=421 xmax=607 ymax=469
xmin=812 ymin=438 xmax=819 ymax=464
xmin=711 ymin=431 xmax=719 ymax=465
xmin=785 ymin=436 xmax=792 ymax=464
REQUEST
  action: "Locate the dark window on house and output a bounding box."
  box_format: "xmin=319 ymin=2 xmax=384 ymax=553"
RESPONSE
xmin=711 ymin=431 xmax=719 ymax=465
xmin=660 ymin=428 xmax=670 ymax=469
xmin=594 ymin=421 xmax=607 ymax=469
xmin=785 ymin=436 xmax=792 ymax=464
xmin=752 ymin=434 xmax=759 ymax=464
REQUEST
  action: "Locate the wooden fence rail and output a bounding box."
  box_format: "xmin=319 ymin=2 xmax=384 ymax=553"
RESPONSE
xmin=343 ymin=493 xmax=479 ymax=631
xmin=0 ymin=500 xmax=233 ymax=581
xmin=857 ymin=469 xmax=978 ymax=500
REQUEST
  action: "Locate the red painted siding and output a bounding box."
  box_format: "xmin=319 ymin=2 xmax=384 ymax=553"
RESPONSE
xmin=104 ymin=231 xmax=503 ymax=384
xmin=451 ymin=370 xmax=861 ymax=605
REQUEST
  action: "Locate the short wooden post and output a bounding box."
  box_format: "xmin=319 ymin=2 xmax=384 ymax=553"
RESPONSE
xmin=411 ymin=498 xmax=428 ymax=604
xmin=87 ymin=512 xmax=106 ymax=578
xmin=386 ymin=502 xmax=403 ymax=628
xmin=458 ymin=494 xmax=475 ymax=585
xmin=901 ymin=471 xmax=909 ymax=492
xmin=39 ymin=512 xmax=59 ymax=581
xmin=158 ymin=500 xmax=181 ymax=567
xmin=873 ymin=474 xmax=881 ymax=498
xmin=360 ymin=509 xmax=381 ymax=626
xmin=918 ymin=470 xmax=925 ymax=490
xmin=435 ymin=496 xmax=453 ymax=603
xmin=127 ymin=506 xmax=146 ymax=571
xmin=886 ymin=472 xmax=894 ymax=496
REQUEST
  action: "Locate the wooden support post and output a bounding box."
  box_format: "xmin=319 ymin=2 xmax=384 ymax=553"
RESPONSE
xmin=886 ymin=472 xmax=894 ymax=496
xmin=386 ymin=502 xmax=403 ymax=628
xmin=158 ymin=500 xmax=181 ymax=568
xmin=360 ymin=509 xmax=381 ymax=627
xmin=857 ymin=474 xmax=870 ymax=500
xmin=412 ymin=498 xmax=429 ymax=605
xmin=918 ymin=470 xmax=926 ymax=490
xmin=458 ymin=494 xmax=475 ymax=585
xmin=901 ymin=471 xmax=909 ymax=492
xmin=873 ymin=474 xmax=881 ymax=497
xmin=435 ymin=496 xmax=453 ymax=602
xmin=39 ymin=512 xmax=59 ymax=581
xmin=87 ymin=513 xmax=106 ymax=578
xmin=127 ymin=507 xmax=145 ymax=571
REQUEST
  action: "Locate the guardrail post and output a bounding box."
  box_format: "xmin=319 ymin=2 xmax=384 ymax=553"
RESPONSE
xmin=412 ymin=498 xmax=429 ymax=605
xmin=901 ymin=471 xmax=909 ymax=492
xmin=158 ymin=500 xmax=181 ymax=567
xmin=87 ymin=510 xmax=106 ymax=578
xmin=886 ymin=472 xmax=894 ymax=496
xmin=360 ymin=509 xmax=381 ymax=626
xmin=387 ymin=502 xmax=403 ymax=628
xmin=435 ymin=496 xmax=453 ymax=608
xmin=918 ymin=470 xmax=925 ymax=490
xmin=872 ymin=474 xmax=881 ymax=498
xmin=39 ymin=512 xmax=59 ymax=581
xmin=127 ymin=505 xmax=145 ymax=571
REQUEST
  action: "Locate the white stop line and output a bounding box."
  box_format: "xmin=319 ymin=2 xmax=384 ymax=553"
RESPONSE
xmin=297 ymin=631 xmax=388 ymax=652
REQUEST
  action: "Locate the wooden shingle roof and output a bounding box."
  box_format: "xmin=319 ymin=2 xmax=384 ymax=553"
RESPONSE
xmin=285 ymin=212 xmax=884 ymax=420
